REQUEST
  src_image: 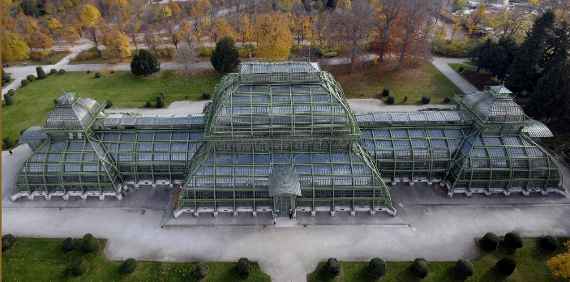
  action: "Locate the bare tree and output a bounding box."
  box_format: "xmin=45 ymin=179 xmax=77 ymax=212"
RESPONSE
xmin=398 ymin=0 xmax=429 ymax=65
xmin=377 ymin=0 xmax=402 ymax=62
xmin=175 ymin=43 xmax=197 ymax=75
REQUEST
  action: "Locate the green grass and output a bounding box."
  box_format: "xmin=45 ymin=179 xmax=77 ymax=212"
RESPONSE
xmin=329 ymin=62 xmax=460 ymax=104
xmin=449 ymin=63 xmax=498 ymax=90
xmin=8 ymin=51 xmax=70 ymax=66
xmin=308 ymin=238 xmax=566 ymax=282
xmin=2 ymin=237 xmax=271 ymax=282
xmin=3 ymin=70 xmax=219 ymax=142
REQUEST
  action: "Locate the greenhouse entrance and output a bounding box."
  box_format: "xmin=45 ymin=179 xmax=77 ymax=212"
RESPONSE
xmin=269 ymin=166 xmax=302 ymax=217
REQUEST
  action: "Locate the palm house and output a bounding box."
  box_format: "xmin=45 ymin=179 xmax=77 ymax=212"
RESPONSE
xmin=14 ymin=62 xmax=565 ymax=218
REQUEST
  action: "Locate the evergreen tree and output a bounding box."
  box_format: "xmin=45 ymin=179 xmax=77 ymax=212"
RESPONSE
xmin=130 ymin=49 xmax=160 ymax=76
xmin=210 ymin=37 xmax=240 ymax=74
xmin=506 ymin=11 xmax=555 ymax=95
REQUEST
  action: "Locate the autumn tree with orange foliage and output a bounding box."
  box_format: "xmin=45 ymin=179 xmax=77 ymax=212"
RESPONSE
xmin=548 ymin=241 xmax=570 ymax=280
xmin=255 ymin=13 xmax=293 ymax=60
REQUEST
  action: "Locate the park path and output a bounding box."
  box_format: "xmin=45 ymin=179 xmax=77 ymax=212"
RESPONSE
xmin=431 ymin=57 xmax=479 ymax=94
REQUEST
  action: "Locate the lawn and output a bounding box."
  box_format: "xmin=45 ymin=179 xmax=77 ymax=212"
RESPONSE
xmin=2 ymin=70 xmax=219 ymax=143
xmin=8 ymin=51 xmax=70 ymax=66
xmin=449 ymin=62 xmax=498 ymax=90
xmin=328 ymin=62 xmax=460 ymax=104
xmin=308 ymin=238 xmax=566 ymax=282
xmin=2 ymin=237 xmax=271 ymax=282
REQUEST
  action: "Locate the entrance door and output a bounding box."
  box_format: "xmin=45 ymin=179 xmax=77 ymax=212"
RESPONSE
xmin=274 ymin=196 xmax=295 ymax=216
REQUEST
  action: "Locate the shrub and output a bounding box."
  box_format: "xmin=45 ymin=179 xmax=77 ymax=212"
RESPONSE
xmin=69 ymin=258 xmax=88 ymax=276
xmin=80 ymin=233 xmax=99 ymax=253
xmin=154 ymin=47 xmax=176 ymax=60
xmin=62 ymin=237 xmax=74 ymax=252
xmin=479 ymin=232 xmax=500 ymax=252
xmin=403 ymin=96 xmax=408 ymax=103
xmin=26 ymin=74 xmax=36 ymax=81
xmin=367 ymin=257 xmax=386 ymax=279
xmin=36 ymin=67 xmax=46 ymax=79
xmin=198 ymin=47 xmax=214 ymax=57
xmin=21 ymin=79 xmax=29 ymax=87
xmin=502 ymin=232 xmax=523 ymax=253
xmin=58 ymin=69 xmax=66 ymax=74
xmin=193 ymin=262 xmax=209 ymax=280
xmin=155 ymin=95 xmax=165 ymax=108
xmin=211 ymin=37 xmax=240 ymax=74
xmin=2 ymin=234 xmax=16 ymax=251
xmin=421 ymin=96 xmax=431 ymax=105
xmin=86 ymin=70 xmax=91 ymax=74
xmin=410 ymin=258 xmax=429 ymax=279
xmin=443 ymin=97 xmax=451 ymax=104
xmin=2 ymin=137 xmax=14 ymax=150
xmin=236 ymin=258 xmax=250 ymax=278
xmin=385 ymin=96 xmax=395 ymax=105
xmin=539 ymin=236 xmax=560 ymax=253
xmin=4 ymin=94 xmax=14 ymax=106
xmin=104 ymin=100 xmax=113 ymax=109
xmin=454 ymin=259 xmax=474 ymax=280
xmin=201 ymin=92 xmax=211 ymax=100
xmin=144 ymin=101 xmax=152 ymax=108
xmin=325 ymin=258 xmax=340 ymax=276
xmin=131 ymin=49 xmax=160 ymax=76
xmin=495 ymin=258 xmax=516 ymax=276
xmin=94 ymin=72 xmax=101 ymax=79
xmin=458 ymin=66 xmax=465 ymax=73
xmin=49 ymin=68 xmax=57 ymax=75
xmin=382 ymin=88 xmax=390 ymax=97
xmin=7 ymin=89 xmax=15 ymax=96
xmin=119 ymin=258 xmax=137 ymax=274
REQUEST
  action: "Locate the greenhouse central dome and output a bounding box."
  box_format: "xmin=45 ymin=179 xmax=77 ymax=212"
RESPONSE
xmin=14 ymin=61 xmax=566 ymax=221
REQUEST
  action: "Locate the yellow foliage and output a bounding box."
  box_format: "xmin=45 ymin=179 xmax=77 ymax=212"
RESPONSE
xmin=213 ymin=18 xmax=237 ymax=41
xmin=80 ymin=4 xmax=102 ymax=28
xmin=169 ymin=2 xmax=182 ymax=17
xmin=255 ymin=13 xmax=293 ymax=60
xmin=548 ymin=241 xmax=570 ymax=279
xmin=1 ymin=31 xmax=30 ymax=62
xmin=161 ymin=6 xmax=172 ymax=18
xmin=102 ymin=29 xmax=131 ymax=59
xmin=191 ymin=0 xmax=211 ymax=18
xmin=20 ymin=16 xmax=40 ymax=34
xmin=528 ymin=0 xmax=540 ymax=6
xmin=47 ymin=17 xmax=63 ymax=32
xmin=239 ymin=15 xmax=255 ymax=42
xmin=62 ymin=26 xmax=81 ymax=43
xmin=29 ymin=31 xmax=54 ymax=50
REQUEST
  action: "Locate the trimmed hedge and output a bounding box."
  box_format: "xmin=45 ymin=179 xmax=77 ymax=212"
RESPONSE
xmin=119 ymin=258 xmax=137 ymax=274
xmin=325 ymin=258 xmax=340 ymax=276
xmin=502 ymin=232 xmax=523 ymax=252
xmin=2 ymin=234 xmax=16 ymax=251
xmin=454 ymin=259 xmax=474 ymax=280
xmin=495 ymin=257 xmax=516 ymax=276
xmin=479 ymin=232 xmax=500 ymax=252
xmin=538 ymin=235 xmax=559 ymax=253
xmin=367 ymin=257 xmax=386 ymax=279
xmin=236 ymin=257 xmax=250 ymax=278
xmin=410 ymin=258 xmax=429 ymax=279
xmin=80 ymin=233 xmax=99 ymax=253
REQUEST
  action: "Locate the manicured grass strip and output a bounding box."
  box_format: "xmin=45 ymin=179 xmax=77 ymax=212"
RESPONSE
xmin=449 ymin=62 xmax=498 ymax=90
xmin=330 ymin=62 xmax=460 ymax=104
xmin=2 ymin=237 xmax=270 ymax=282
xmin=2 ymin=70 xmax=219 ymax=142
xmin=308 ymin=239 xmax=562 ymax=282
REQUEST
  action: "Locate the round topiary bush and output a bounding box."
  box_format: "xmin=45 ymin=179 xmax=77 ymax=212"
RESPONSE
xmin=443 ymin=97 xmax=451 ymax=104
xmin=49 ymin=68 xmax=58 ymax=75
xmin=385 ymin=96 xmax=395 ymax=105
xmin=211 ymin=37 xmax=240 ymax=74
xmin=325 ymin=258 xmax=340 ymax=276
xmin=421 ymin=96 xmax=431 ymax=105
xmin=69 ymin=258 xmax=88 ymax=276
xmin=7 ymin=89 xmax=15 ymax=96
xmin=410 ymin=258 xmax=429 ymax=279
xmin=4 ymin=94 xmax=14 ymax=106
xmin=58 ymin=69 xmax=66 ymax=74
xmin=538 ymin=235 xmax=559 ymax=253
xmin=105 ymin=100 xmax=113 ymax=109
xmin=201 ymin=92 xmax=211 ymax=100
xmin=454 ymin=259 xmax=474 ymax=280
xmin=2 ymin=234 xmax=16 ymax=251
xmin=36 ymin=67 xmax=46 ymax=79
xmin=382 ymin=88 xmax=390 ymax=97
xmin=367 ymin=257 xmax=386 ymax=279
xmin=62 ymin=237 xmax=74 ymax=253
xmin=236 ymin=258 xmax=250 ymax=278
xmin=80 ymin=233 xmax=99 ymax=253
xmin=479 ymin=232 xmax=500 ymax=252
xmin=21 ymin=79 xmax=29 ymax=87
xmin=193 ymin=262 xmax=209 ymax=280
xmin=119 ymin=258 xmax=137 ymax=274
xmin=502 ymin=232 xmax=523 ymax=253
xmin=495 ymin=257 xmax=516 ymax=276
xmin=26 ymin=74 xmax=36 ymax=81
xmin=458 ymin=66 xmax=465 ymax=73
xmin=131 ymin=49 xmax=160 ymax=76
xmin=94 ymin=72 xmax=102 ymax=79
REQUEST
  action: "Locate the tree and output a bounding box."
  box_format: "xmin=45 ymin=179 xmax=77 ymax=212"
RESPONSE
xmin=80 ymin=4 xmax=102 ymax=57
xmin=548 ymin=241 xmax=570 ymax=280
xmin=1 ymin=32 xmax=30 ymax=62
xmin=62 ymin=26 xmax=81 ymax=44
xmin=507 ymin=11 xmax=555 ymax=95
xmin=131 ymin=49 xmax=160 ymax=76
xmin=29 ymin=31 xmax=54 ymax=56
xmin=239 ymin=15 xmax=255 ymax=43
xmin=212 ymin=18 xmax=238 ymax=42
xmin=255 ymin=13 xmax=293 ymax=60
xmin=376 ymin=0 xmax=402 ymax=62
xmin=211 ymin=37 xmax=240 ymax=74
xmin=176 ymin=44 xmax=197 ymax=74
xmin=102 ymin=29 xmax=131 ymax=59
xmin=190 ymin=0 xmax=211 ymax=18
xmin=397 ymin=0 xmax=430 ymax=65
xmin=47 ymin=17 xmax=63 ymax=36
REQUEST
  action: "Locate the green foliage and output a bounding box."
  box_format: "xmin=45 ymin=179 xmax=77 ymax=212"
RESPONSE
xmin=201 ymin=92 xmax=211 ymax=100
xmin=410 ymin=258 xmax=429 ymax=279
xmin=538 ymin=236 xmax=560 ymax=253
xmin=367 ymin=257 xmax=386 ymax=279
xmin=432 ymin=37 xmax=478 ymax=58
xmin=68 ymin=258 xmax=88 ymax=276
xmin=2 ymin=137 xmax=14 ymax=150
xmin=80 ymin=233 xmax=99 ymax=253
xmin=454 ymin=259 xmax=474 ymax=280
xmin=61 ymin=237 xmax=74 ymax=253
xmin=211 ymin=37 xmax=240 ymax=74
xmin=119 ymin=258 xmax=137 ymax=274
xmin=4 ymin=94 xmax=14 ymax=106
xmin=21 ymin=79 xmax=29 ymax=88
xmin=502 ymin=232 xmax=524 ymax=253
xmin=27 ymin=75 xmax=36 ymax=81
xmin=155 ymin=95 xmax=165 ymax=108
xmin=470 ymin=37 xmax=518 ymax=80
xmin=2 ymin=234 xmax=16 ymax=251
xmin=421 ymin=96 xmax=431 ymax=104
xmin=36 ymin=67 xmax=46 ymax=79
xmin=131 ymin=49 xmax=160 ymax=76
xmin=495 ymin=258 xmax=516 ymax=276
xmin=325 ymin=258 xmax=340 ymax=276
xmin=385 ymin=95 xmax=395 ymax=105
xmin=193 ymin=262 xmax=209 ymax=280
xmin=236 ymin=257 xmax=251 ymax=278
xmin=382 ymin=88 xmax=390 ymax=97
xmin=479 ymin=232 xmax=500 ymax=252
xmin=198 ymin=47 xmax=214 ymax=58
xmin=7 ymin=89 xmax=15 ymax=96
xmin=105 ymin=100 xmax=113 ymax=109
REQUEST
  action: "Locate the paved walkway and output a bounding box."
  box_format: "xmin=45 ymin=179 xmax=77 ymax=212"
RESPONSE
xmin=431 ymin=57 xmax=479 ymax=94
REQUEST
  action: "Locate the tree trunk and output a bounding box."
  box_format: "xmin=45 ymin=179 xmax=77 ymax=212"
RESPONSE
xmin=91 ymin=28 xmax=101 ymax=57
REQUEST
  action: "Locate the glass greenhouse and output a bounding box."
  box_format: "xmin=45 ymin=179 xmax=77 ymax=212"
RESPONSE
xmin=14 ymin=62 xmax=565 ymax=219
